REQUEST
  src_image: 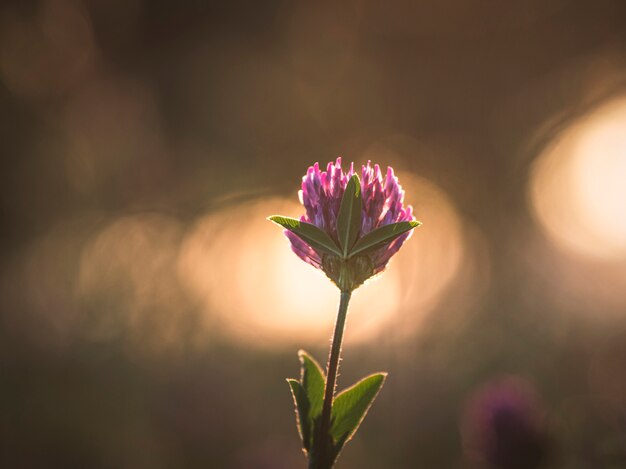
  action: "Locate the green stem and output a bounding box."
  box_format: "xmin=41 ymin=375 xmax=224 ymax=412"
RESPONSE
xmin=312 ymin=289 xmax=352 ymax=469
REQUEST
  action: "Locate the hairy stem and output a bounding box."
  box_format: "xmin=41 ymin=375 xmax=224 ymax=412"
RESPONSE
xmin=312 ymin=289 xmax=352 ymax=469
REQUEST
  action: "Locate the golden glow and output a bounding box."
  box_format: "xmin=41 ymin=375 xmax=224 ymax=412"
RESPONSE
xmin=530 ymin=98 xmax=626 ymax=260
xmin=178 ymin=174 xmax=470 ymax=348
xmin=7 ymin=174 xmax=482 ymax=352
xmin=178 ymin=197 xmax=397 ymax=347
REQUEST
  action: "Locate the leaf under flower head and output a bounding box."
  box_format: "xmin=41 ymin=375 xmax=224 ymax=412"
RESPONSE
xmin=336 ymin=175 xmax=362 ymax=257
xmin=350 ymin=220 xmax=422 ymax=258
xmin=268 ymin=216 xmax=342 ymax=257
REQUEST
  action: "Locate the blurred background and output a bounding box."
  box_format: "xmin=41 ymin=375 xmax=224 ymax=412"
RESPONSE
xmin=1 ymin=0 xmax=626 ymax=467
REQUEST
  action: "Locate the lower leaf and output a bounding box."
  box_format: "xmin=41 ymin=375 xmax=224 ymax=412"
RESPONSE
xmin=287 ymin=379 xmax=311 ymax=452
xmin=329 ymin=372 xmax=387 ymax=462
xmin=287 ymin=350 xmax=327 ymax=455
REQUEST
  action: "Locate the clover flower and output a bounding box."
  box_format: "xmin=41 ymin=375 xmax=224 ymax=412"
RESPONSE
xmin=269 ymin=158 xmax=420 ymax=468
xmin=270 ymin=157 xmax=419 ymax=292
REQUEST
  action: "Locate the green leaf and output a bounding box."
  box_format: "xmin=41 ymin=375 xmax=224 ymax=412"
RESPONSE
xmin=268 ymin=216 xmax=342 ymax=257
xmin=336 ymin=175 xmax=362 ymax=257
xmin=349 ymin=220 xmax=421 ymax=257
xmin=329 ymin=373 xmax=387 ymax=461
xmin=288 ymin=350 xmax=326 ymax=453
xmin=298 ymin=350 xmax=326 ymax=422
xmin=287 ymin=379 xmax=311 ymax=451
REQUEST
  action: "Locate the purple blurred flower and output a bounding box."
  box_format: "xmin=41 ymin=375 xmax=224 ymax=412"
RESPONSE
xmin=460 ymin=376 xmax=551 ymax=469
xmin=284 ymin=157 xmax=416 ymax=288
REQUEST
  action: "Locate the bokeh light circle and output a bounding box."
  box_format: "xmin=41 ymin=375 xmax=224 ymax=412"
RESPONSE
xmin=78 ymin=213 xmax=193 ymax=352
xmin=178 ymin=173 xmax=470 ymax=348
xmin=530 ymin=97 xmax=626 ymax=260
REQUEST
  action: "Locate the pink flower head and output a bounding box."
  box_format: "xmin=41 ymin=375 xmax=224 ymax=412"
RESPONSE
xmin=282 ymin=157 xmax=417 ymax=289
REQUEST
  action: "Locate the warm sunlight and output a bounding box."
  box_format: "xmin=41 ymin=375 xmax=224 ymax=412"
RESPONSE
xmin=177 ymin=197 xmax=400 ymax=347
xmin=178 ymin=174 xmax=468 ymax=348
xmin=530 ymin=97 xmax=626 ymax=260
